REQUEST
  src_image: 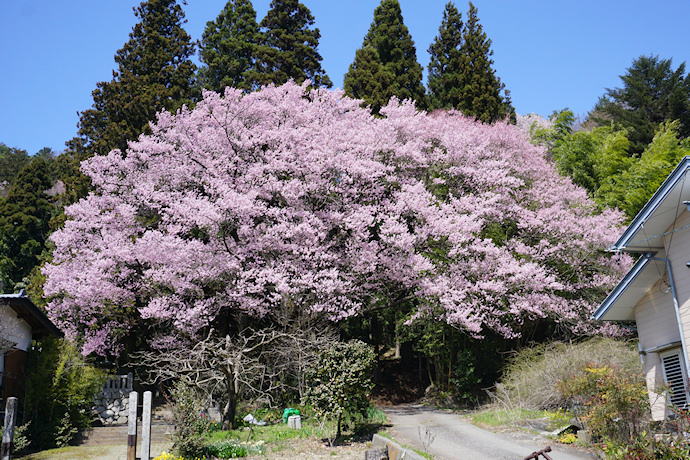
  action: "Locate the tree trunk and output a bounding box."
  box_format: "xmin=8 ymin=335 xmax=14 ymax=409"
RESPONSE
xmin=221 ymin=367 xmax=238 ymax=430
xmin=418 ymin=353 xmax=423 ymax=384
xmin=336 ymin=409 xmax=343 ymax=445
xmin=434 ymin=356 xmax=443 ymax=389
xmin=426 ymin=356 xmax=435 ymax=388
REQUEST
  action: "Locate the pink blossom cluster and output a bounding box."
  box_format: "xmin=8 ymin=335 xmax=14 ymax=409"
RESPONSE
xmin=43 ymin=82 xmax=629 ymax=355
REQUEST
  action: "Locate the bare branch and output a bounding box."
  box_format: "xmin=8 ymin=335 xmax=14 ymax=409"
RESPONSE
xmin=131 ymin=313 xmax=337 ymax=429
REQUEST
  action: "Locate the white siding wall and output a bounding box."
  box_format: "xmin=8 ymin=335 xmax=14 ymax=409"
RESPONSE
xmin=634 ymin=276 xmax=680 ymax=420
xmin=0 ymin=304 xmax=32 ymax=351
xmin=667 ymin=211 xmax=690 ymax=361
xmin=635 ymin=209 xmax=690 ymax=420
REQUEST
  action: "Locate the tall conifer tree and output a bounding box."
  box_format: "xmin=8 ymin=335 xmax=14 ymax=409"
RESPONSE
xmin=428 ymin=2 xmax=512 ymax=123
xmin=344 ymin=47 xmax=395 ymax=115
xmin=427 ymin=2 xmax=466 ymax=111
xmin=75 ymin=0 xmax=198 ymax=156
xmin=0 ymin=159 xmax=53 ymax=293
xmin=199 ymin=0 xmax=261 ymax=93
xmin=455 ymin=2 xmax=513 ymax=123
xmin=593 ymin=55 xmax=690 ymax=155
xmin=0 ymin=144 xmax=31 ymax=192
xmin=344 ymin=0 xmax=426 ymax=112
xmin=255 ymin=0 xmax=331 ymax=88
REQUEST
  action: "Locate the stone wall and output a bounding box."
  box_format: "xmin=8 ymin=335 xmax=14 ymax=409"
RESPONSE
xmin=92 ymin=373 xmax=133 ymax=425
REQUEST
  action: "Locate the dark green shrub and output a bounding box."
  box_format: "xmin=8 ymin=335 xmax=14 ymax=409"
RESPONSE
xmin=303 ymin=340 xmax=375 ymax=444
xmin=207 ymin=440 xmax=247 ymax=458
xmin=168 ymin=381 xmax=215 ymax=458
xmin=0 ymin=421 xmax=31 ymax=455
xmin=23 ymin=337 xmax=107 ymax=449
xmin=54 ymin=412 xmax=78 ymax=448
xmin=205 ymin=439 xmax=265 ymax=458
xmin=559 ymin=363 xmax=649 ymax=447
xmin=450 ymin=349 xmax=481 ymax=400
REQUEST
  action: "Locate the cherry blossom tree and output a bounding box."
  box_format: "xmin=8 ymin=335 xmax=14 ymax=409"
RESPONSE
xmin=43 ymin=81 xmax=628 ymax=357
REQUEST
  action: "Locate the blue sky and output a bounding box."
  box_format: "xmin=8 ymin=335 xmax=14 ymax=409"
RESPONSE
xmin=1 ymin=0 xmax=688 ymax=155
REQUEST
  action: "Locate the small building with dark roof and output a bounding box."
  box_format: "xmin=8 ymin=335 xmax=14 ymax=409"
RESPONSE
xmin=1 ymin=291 xmax=62 ymax=402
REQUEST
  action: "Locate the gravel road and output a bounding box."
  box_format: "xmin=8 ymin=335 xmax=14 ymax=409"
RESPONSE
xmin=382 ymin=405 xmax=600 ymax=460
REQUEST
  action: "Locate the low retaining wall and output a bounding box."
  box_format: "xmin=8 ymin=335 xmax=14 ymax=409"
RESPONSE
xmin=92 ymin=373 xmax=133 ymax=425
xmin=372 ymin=433 xmax=427 ymax=460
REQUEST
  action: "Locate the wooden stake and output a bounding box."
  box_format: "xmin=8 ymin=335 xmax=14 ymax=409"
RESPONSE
xmin=141 ymin=391 xmax=152 ymax=460
xmin=1 ymin=397 xmax=18 ymax=460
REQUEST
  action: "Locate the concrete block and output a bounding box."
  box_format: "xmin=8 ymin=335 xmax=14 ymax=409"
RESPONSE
xmin=577 ymin=429 xmax=592 ymax=446
xmin=372 ymin=434 xmax=426 ymax=460
xmin=287 ymin=415 xmax=302 ymax=429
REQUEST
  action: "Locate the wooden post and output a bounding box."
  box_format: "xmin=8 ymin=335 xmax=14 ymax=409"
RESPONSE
xmin=141 ymin=391 xmax=152 ymax=460
xmin=127 ymin=391 xmax=138 ymax=460
xmin=1 ymin=397 xmax=18 ymax=460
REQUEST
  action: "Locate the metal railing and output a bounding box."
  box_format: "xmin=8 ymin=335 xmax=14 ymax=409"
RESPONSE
xmin=524 ymin=446 xmax=552 ymax=460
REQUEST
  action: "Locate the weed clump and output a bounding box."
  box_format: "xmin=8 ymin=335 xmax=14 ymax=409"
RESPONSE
xmin=492 ymin=338 xmax=641 ymax=410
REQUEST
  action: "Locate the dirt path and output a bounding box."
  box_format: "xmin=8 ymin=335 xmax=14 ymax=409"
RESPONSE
xmin=18 ymin=442 xmax=173 ymax=460
xmin=382 ymin=404 xmax=599 ymax=460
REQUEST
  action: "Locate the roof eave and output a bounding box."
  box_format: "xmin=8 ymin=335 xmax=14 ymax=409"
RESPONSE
xmin=593 ymin=252 xmax=656 ymax=321
xmin=0 ymin=295 xmax=63 ymax=338
xmin=612 ymin=155 xmax=690 ymax=252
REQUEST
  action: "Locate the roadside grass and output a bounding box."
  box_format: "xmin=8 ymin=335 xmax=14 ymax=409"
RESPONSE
xmin=470 ymin=407 xmax=549 ymax=428
xmin=495 ymin=338 xmax=641 ymax=411
xmin=408 ymin=448 xmax=433 ymax=460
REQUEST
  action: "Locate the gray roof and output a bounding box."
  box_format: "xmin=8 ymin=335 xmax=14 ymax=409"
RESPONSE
xmin=0 ymin=292 xmax=63 ymax=338
xmin=611 ymin=156 xmax=690 ymax=253
xmin=595 ymin=156 xmax=690 ymax=321
xmin=593 ymin=252 xmax=666 ymax=321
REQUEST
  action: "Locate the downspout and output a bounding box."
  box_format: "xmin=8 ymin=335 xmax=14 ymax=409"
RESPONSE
xmin=653 ymin=256 xmax=690 ymax=385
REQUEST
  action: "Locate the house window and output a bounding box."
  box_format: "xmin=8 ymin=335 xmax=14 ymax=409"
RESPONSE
xmin=661 ymin=349 xmax=688 ymax=407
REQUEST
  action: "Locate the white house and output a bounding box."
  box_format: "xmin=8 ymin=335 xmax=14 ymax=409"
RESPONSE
xmin=0 ymin=291 xmax=62 ymax=402
xmin=594 ymin=156 xmax=690 ymax=420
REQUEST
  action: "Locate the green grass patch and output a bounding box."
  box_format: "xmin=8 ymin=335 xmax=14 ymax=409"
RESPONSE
xmin=208 ymin=422 xmax=316 ymax=446
xmin=470 ymin=407 xmax=547 ymax=427
xmin=18 ymin=443 xmax=173 ymax=460
xmin=205 ymin=405 xmax=387 ymax=455
xmin=365 ymin=406 xmax=388 ymax=425
xmin=407 ymin=446 xmax=434 ymax=460
xmin=18 ymin=446 xmax=87 ymax=460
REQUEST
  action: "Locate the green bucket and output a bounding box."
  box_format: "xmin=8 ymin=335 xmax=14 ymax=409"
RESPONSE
xmin=282 ymin=407 xmax=300 ymax=424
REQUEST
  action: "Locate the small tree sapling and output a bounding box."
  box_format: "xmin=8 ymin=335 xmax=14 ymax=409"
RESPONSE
xmin=304 ymin=339 xmax=376 ymax=444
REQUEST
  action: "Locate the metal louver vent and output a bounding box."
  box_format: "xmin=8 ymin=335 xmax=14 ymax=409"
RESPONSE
xmin=662 ymin=352 xmax=688 ymax=407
